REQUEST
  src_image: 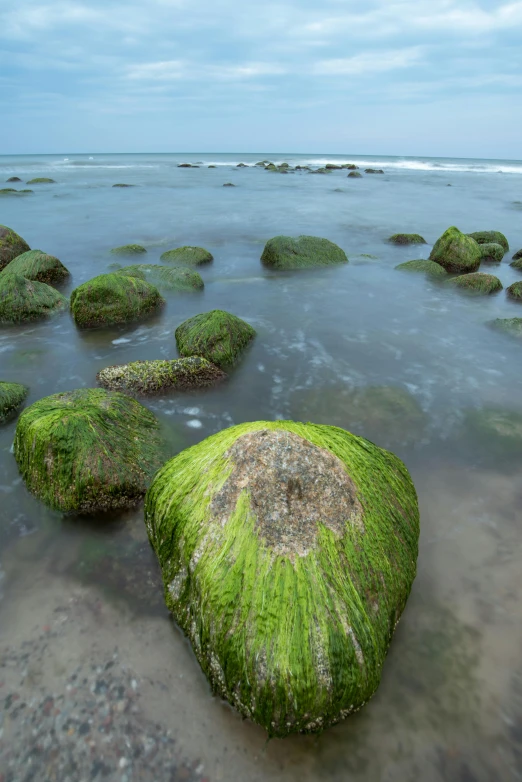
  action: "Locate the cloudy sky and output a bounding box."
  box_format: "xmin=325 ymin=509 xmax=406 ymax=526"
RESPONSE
xmin=1 ymin=0 xmax=522 ymax=157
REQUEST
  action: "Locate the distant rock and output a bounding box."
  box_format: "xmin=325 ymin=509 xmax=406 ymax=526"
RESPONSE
xmin=365 ymin=169 xmax=384 ymax=174
xmin=6 ymin=177 xmax=21 ymax=182
xmin=395 ymin=260 xmax=447 ymax=278
xmin=26 ymin=177 xmax=55 ymax=184
xmin=223 ymin=182 xmax=236 ymax=187
xmin=110 ymin=244 xmax=147 ymax=255
xmin=388 ymin=234 xmax=427 ymax=245
xmin=112 ymin=183 xmax=135 ymax=187
xmin=447 ymin=272 xmax=502 ymax=295
xmin=116 ymin=264 xmax=204 ymax=292
xmin=261 ymin=235 xmax=348 ymax=270
xmin=347 ymin=171 xmax=362 ymax=178
xmin=429 ymin=226 xmax=481 ymax=274
xmin=160 ymin=246 xmax=213 ymax=266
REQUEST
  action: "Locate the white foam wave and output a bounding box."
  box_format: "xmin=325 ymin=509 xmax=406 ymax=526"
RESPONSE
xmin=298 ymin=157 xmax=522 ymax=174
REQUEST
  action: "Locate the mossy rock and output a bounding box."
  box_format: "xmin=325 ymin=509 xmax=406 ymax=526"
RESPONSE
xmin=0 ymin=381 xmax=29 ymax=424
xmin=395 ymin=260 xmax=448 ymax=278
xmin=365 ymin=169 xmax=384 ymax=174
xmin=265 ymin=164 xmax=278 ymax=171
xmin=160 ymin=246 xmax=213 ymax=266
xmin=110 ymin=244 xmax=147 ymax=256
xmin=489 ymin=318 xmax=522 ymax=340
xmin=145 ymin=420 xmax=419 ymax=737
xmin=14 ymin=388 xmax=166 ymax=513
xmin=512 ymin=249 xmax=522 ymax=261
xmin=479 ymin=242 xmax=504 ymax=263
xmin=112 ymin=183 xmax=134 ymax=187
xmin=347 ymin=171 xmax=362 ymax=178
xmin=7 ymin=177 xmax=21 ymax=182
xmin=0 ymin=225 xmax=31 ymax=271
xmin=1 ymin=250 xmax=70 ymax=285
xmin=463 ymin=408 xmax=522 ymax=459
xmin=0 ymin=188 xmax=30 ymax=197
xmin=429 ymin=226 xmax=481 ymax=274
xmin=0 ymin=274 xmax=68 ymax=324
xmin=467 ymin=231 xmax=509 ymax=253
xmin=116 ymin=264 xmax=204 ymax=292
xmin=388 ymin=234 xmax=426 ymax=246
xmin=97 ymin=356 xmax=226 ymax=395
xmin=175 ymin=309 xmax=255 ymax=369
xmin=510 ymin=256 xmax=522 ymax=270
xmin=447 ymin=272 xmax=502 ymax=295
xmin=70 ymin=273 xmax=164 ymax=329
xmin=261 ymin=235 xmax=348 ymax=270
xmin=343 ymin=164 xmax=359 ymax=170
xmin=26 ymin=178 xmax=55 ymax=184
xmin=507 ymin=282 xmax=522 ymax=301
xmin=223 ymin=183 xmax=236 ymax=187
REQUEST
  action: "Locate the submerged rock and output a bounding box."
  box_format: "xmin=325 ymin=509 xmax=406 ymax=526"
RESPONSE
xmin=479 ymin=242 xmax=505 ymax=263
xmin=261 ymin=235 xmax=348 ymax=270
xmin=0 ymin=224 xmax=31 ymax=271
xmin=112 ymin=183 xmax=134 ymax=187
xmin=388 ymin=234 xmax=426 ymax=245
xmin=0 ymin=188 xmax=32 ymax=196
xmin=0 ymin=381 xmax=29 ymax=424
xmin=365 ymin=168 xmax=384 ymax=174
xmin=175 ymin=309 xmax=255 ymax=368
xmin=223 ymin=182 xmax=236 ymax=186
xmin=447 ymin=272 xmax=502 ymax=295
xmin=395 ymin=260 xmax=448 ymax=278
xmin=2 ymin=250 xmax=70 ymax=285
xmin=6 ymin=177 xmax=21 ymax=182
xmin=489 ymin=318 xmax=522 ymax=340
xmin=347 ymin=171 xmax=362 ymax=178
xmin=14 ymin=388 xmax=165 ymax=513
xmin=429 ymin=226 xmax=481 ymax=274
xmin=463 ymin=407 xmax=522 ymax=459
xmin=0 ymin=274 xmax=68 ymax=323
xmin=110 ymin=244 xmax=147 ymax=255
xmin=97 ymin=356 xmax=226 ymax=395
xmin=507 ymin=282 xmax=522 ymax=301
xmin=116 ymin=264 xmax=204 ymax=292
xmin=145 ymin=420 xmax=419 ymax=737
xmin=26 ymin=177 xmax=55 ymax=184
xmin=160 ymin=246 xmax=213 ymax=266
xmin=467 ymin=230 xmax=509 ymax=253
xmin=70 ymin=273 xmax=164 ymax=328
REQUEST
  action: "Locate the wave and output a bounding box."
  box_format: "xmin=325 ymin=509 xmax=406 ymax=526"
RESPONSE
xmin=297 ymin=157 xmax=522 ymax=174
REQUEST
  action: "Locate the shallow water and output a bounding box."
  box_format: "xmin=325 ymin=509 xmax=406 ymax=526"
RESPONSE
xmin=1 ymin=152 xmax=522 ymax=781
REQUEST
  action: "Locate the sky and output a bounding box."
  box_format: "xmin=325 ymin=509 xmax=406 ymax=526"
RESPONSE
xmin=1 ymin=0 xmax=522 ymax=158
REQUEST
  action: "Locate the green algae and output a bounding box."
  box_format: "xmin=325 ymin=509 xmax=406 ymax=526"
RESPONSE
xmin=261 ymin=235 xmax=348 ymax=270
xmin=145 ymin=420 xmax=419 ymax=737
xmin=14 ymin=388 xmax=166 ymax=513
xmin=364 ymin=169 xmax=384 ymax=174
xmin=97 ymin=356 xmax=226 ymax=395
xmin=388 ymin=234 xmax=427 ymax=245
xmin=489 ymin=318 xmax=522 ymax=340
xmin=0 ymin=274 xmax=68 ymax=324
xmin=110 ymin=244 xmax=147 ymax=255
xmin=0 ymin=381 xmax=29 ymax=424
xmin=0 ymin=188 xmax=32 ymax=197
xmin=0 ymin=225 xmax=31 ymax=272
xmin=429 ymin=226 xmax=481 ymax=274
xmin=479 ymin=242 xmax=505 ymax=262
xmin=510 ymin=257 xmax=522 ymax=270
xmin=160 ymin=246 xmax=213 ymax=266
xmin=175 ymin=309 xmax=255 ymax=369
xmin=1 ymin=250 xmax=70 ymax=285
xmin=467 ymin=230 xmax=509 ymax=253
xmin=512 ymin=249 xmax=522 ymax=261
xmin=70 ymin=273 xmax=164 ymax=329
xmin=447 ymin=272 xmax=503 ymax=295
xmin=507 ymin=281 xmax=522 ymax=301
xmin=395 ymin=260 xmax=448 ymax=278
xmin=26 ymin=178 xmax=55 ymax=184
xmin=116 ymin=264 xmax=204 ymax=292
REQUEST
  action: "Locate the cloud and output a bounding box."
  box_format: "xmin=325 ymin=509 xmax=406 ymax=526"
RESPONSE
xmin=313 ymin=47 xmax=425 ymax=76
xmin=125 ymin=60 xmax=286 ymax=82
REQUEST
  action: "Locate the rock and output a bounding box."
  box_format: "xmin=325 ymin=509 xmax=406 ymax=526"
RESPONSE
xmin=261 ymin=235 xmax=348 ymax=270
xmin=112 ymin=183 xmax=134 ymax=187
xmin=347 ymin=171 xmax=362 ymax=178
xmin=1 ymin=250 xmax=70 ymax=285
xmin=0 ymin=188 xmax=30 ymax=196
xmin=510 ymin=257 xmax=522 ymax=270
xmin=14 ymin=388 xmax=165 ymax=513
xmin=506 ymin=281 xmax=522 ymax=301
xmin=178 ymin=163 xmax=194 ymax=168
xmin=429 ymin=226 xmax=481 ymax=274
xmin=236 ymin=163 xmax=248 ymax=168
xmin=388 ymin=234 xmax=426 ymax=245
xmin=310 ymin=167 xmax=331 ymax=174
xmin=447 ymin=272 xmax=502 ymax=295
xmin=325 ymin=164 xmax=342 ymax=170
xmin=255 ymin=160 xmax=271 ymax=166
xmin=97 ymin=356 xmax=226 ymax=395
xmin=223 ymin=182 xmax=236 ymax=186
xmin=512 ymin=249 xmax=522 ymax=261
xmin=265 ymin=164 xmax=277 ymax=171
xmin=116 ymin=264 xmax=204 ymax=292
xmin=0 ymin=274 xmax=68 ymax=323
xmin=160 ymin=246 xmax=213 ymax=266
xmin=365 ymin=169 xmax=384 ymax=174
xmin=0 ymin=381 xmax=29 ymax=424
xmin=144 ymin=420 xmax=419 ymax=737
xmin=175 ymin=309 xmax=255 ymax=368
xmin=395 ymin=260 xmax=448 ymax=278
xmin=0 ymin=224 xmax=31 ymax=271
xmin=467 ymin=231 xmax=509 ymax=253
xmin=463 ymin=408 xmax=522 ymax=459
xmin=70 ymin=273 xmax=164 ymax=328
xmin=110 ymin=244 xmax=147 ymax=255
xmin=489 ymin=318 xmax=522 ymax=340
xmin=208 ymin=165 xmax=217 ymax=168
xmin=26 ymin=178 xmax=55 ymax=184
xmin=6 ymin=177 xmax=21 ymax=182
xmin=342 ymin=164 xmax=359 ymax=170
xmin=479 ymin=242 xmax=505 ymax=263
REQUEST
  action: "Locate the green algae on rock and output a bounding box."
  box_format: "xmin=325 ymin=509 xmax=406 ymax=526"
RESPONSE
xmin=507 ymin=281 xmax=522 ymax=301
xmin=0 ymin=274 xmax=68 ymax=324
xmin=0 ymin=188 xmax=32 ymax=197
xmin=347 ymin=171 xmax=362 ymax=178
xmin=447 ymin=273 xmax=503 ymax=295
xmin=0 ymin=381 xmax=29 ymax=424
xmin=395 ymin=260 xmax=448 ymax=278
xmin=26 ymin=178 xmax=55 ymax=184
xmin=97 ymin=356 xmax=226 ymax=395
xmin=388 ymin=234 xmax=427 ymax=245
xmin=70 ymin=273 xmax=164 ymax=329
xmin=463 ymin=407 xmax=522 ymax=459
xmin=145 ymin=420 xmax=419 ymax=737
xmin=429 ymin=226 xmax=481 ymax=274
xmin=510 ymin=256 xmax=522 ymax=270
xmin=467 ymin=230 xmax=509 ymax=253
xmin=110 ymin=244 xmax=147 ymax=256
xmin=489 ymin=318 xmax=522 ymax=340
xmin=14 ymin=388 xmax=165 ymax=513
xmin=2 ymin=250 xmax=70 ymax=285
xmin=479 ymin=242 xmax=505 ymax=263
xmin=175 ymin=309 xmax=255 ymax=369
xmin=512 ymin=249 xmax=522 ymax=261
xmin=116 ymin=264 xmax=204 ymax=292
xmin=261 ymin=235 xmax=348 ymax=270
xmin=160 ymin=246 xmax=213 ymax=266
xmin=365 ymin=168 xmax=384 ymax=174
xmin=0 ymin=225 xmax=31 ymax=271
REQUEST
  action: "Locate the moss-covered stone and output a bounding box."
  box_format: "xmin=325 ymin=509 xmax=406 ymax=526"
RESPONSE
xmin=26 ymin=178 xmax=55 ymax=184
xmin=1 ymin=250 xmax=70 ymax=285
xmin=429 ymin=226 xmax=481 ymax=274
xmin=14 ymin=388 xmax=165 ymax=513
xmin=489 ymin=318 xmax=522 ymax=340
xmin=97 ymin=356 xmax=226 ymax=395
xmin=0 ymin=274 xmax=68 ymax=323
xmin=110 ymin=244 xmax=147 ymax=256
xmin=265 ymin=164 xmax=278 ymax=171
xmin=507 ymin=281 xmax=522 ymax=301
xmin=463 ymin=407 xmax=522 ymax=458
xmin=261 ymin=235 xmax=348 ymax=270
xmin=116 ymin=264 xmax=204 ymax=292
xmin=175 ymin=309 xmax=255 ymax=368
xmin=347 ymin=171 xmax=362 ymax=178
xmin=467 ymin=231 xmax=509 ymax=253
xmin=223 ymin=182 xmax=236 ymax=187
xmin=6 ymin=177 xmax=21 ymax=182
xmin=512 ymin=249 xmax=522 ymax=261
xmin=0 ymin=188 xmax=31 ymax=196
xmin=0 ymin=225 xmax=31 ymax=271
xmin=343 ymin=164 xmax=359 ymax=170
xmin=447 ymin=272 xmax=502 ymax=295
xmin=395 ymin=260 xmax=448 ymax=278
xmin=160 ymin=246 xmax=213 ymax=266
xmin=479 ymin=242 xmax=505 ymax=263
xmin=365 ymin=168 xmax=384 ymax=174
xmin=388 ymin=234 xmax=427 ymax=245
xmin=70 ymin=273 xmax=164 ymax=328
xmin=145 ymin=420 xmax=419 ymax=737
xmin=510 ymin=256 xmax=522 ymax=270
xmin=0 ymin=381 xmax=29 ymax=424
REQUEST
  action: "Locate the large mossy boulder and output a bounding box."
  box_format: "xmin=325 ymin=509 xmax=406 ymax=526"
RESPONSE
xmin=116 ymin=264 xmax=203 ymax=292
xmin=388 ymin=234 xmax=426 ymax=246
xmin=447 ymin=273 xmax=502 ymax=295
xmin=395 ymin=260 xmax=447 ymax=278
xmin=70 ymin=273 xmax=164 ymax=328
xmin=160 ymin=246 xmax=213 ymax=266
xmin=467 ymin=231 xmax=509 ymax=253
xmin=110 ymin=244 xmax=147 ymax=256
xmin=0 ymin=381 xmax=29 ymax=424
xmin=14 ymin=388 xmax=166 ymax=513
xmin=261 ymin=235 xmax=348 ymax=270
xmin=97 ymin=356 xmax=226 ymax=395
xmin=0 ymin=225 xmax=30 ymax=271
xmin=489 ymin=318 xmax=522 ymax=340
xmin=2 ymin=250 xmax=70 ymax=285
xmin=0 ymin=274 xmax=68 ymax=323
xmin=145 ymin=420 xmax=419 ymax=737
xmin=175 ymin=309 xmax=255 ymax=369
xmin=507 ymin=282 xmax=522 ymax=301
xmin=429 ymin=226 xmax=481 ymax=274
